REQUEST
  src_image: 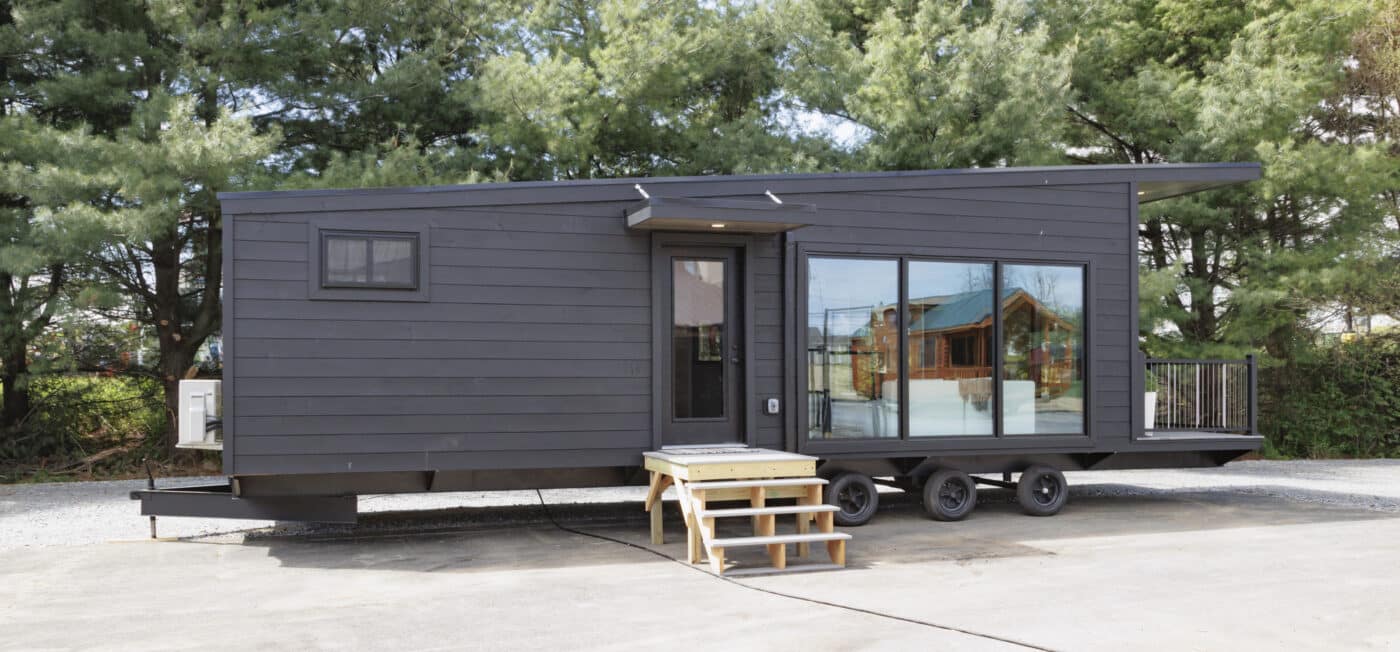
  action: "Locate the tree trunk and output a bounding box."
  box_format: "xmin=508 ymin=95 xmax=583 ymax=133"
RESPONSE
xmin=1 ymin=347 xmax=30 ymax=430
xmin=0 ymin=270 xmax=30 ymax=431
xmin=150 ymin=227 xmax=187 ymax=452
xmin=158 ymin=339 xmax=194 ymax=450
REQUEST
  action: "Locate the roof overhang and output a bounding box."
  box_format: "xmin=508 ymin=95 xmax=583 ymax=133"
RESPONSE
xmin=624 ymin=196 xmax=817 ymax=233
xmin=1134 ymin=163 xmax=1261 ymax=203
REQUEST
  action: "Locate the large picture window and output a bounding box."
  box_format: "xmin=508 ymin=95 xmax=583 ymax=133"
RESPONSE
xmin=804 ymin=254 xmax=1087 ymax=443
xmin=806 ymin=257 xmax=900 ymax=440
xmin=908 ymin=260 xmax=995 ymax=437
xmin=1001 ymin=264 xmax=1086 ymax=435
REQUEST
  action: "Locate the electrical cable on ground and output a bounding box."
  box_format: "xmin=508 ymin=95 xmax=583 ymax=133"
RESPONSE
xmin=533 ymin=489 xmax=1056 ymax=652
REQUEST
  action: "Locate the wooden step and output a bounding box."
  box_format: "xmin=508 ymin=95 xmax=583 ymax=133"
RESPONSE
xmin=686 ymin=477 xmax=828 ymax=490
xmin=697 ymin=504 xmax=839 ymax=519
xmin=707 ymin=531 xmax=850 ymax=572
xmin=710 ymin=532 xmax=851 ymax=548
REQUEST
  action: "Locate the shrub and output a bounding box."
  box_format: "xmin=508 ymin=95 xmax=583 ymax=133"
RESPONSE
xmin=1260 ymin=334 xmax=1400 ymax=458
xmin=0 ymin=375 xmax=166 ymax=469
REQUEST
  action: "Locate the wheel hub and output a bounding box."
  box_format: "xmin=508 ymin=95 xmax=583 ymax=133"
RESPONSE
xmin=938 ymin=480 xmax=967 ymax=509
xmin=838 ymin=486 xmax=868 ymax=513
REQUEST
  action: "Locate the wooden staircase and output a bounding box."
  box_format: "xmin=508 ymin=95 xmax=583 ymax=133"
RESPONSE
xmin=643 ymin=447 xmax=851 ymax=575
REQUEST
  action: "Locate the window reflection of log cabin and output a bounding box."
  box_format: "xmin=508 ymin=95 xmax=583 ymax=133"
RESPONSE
xmin=844 ymin=288 xmax=1078 ymax=404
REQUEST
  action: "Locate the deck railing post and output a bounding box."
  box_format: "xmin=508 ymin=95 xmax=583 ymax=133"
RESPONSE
xmin=1194 ymin=363 xmax=1201 ymax=429
xmin=1247 ymin=354 xmax=1258 ymax=436
xmin=1220 ymin=363 xmax=1227 ymax=430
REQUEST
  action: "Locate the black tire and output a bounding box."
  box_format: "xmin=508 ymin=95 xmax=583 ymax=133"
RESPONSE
xmin=825 ymin=472 xmax=879 ymax=526
xmin=1016 ymin=465 xmax=1068 ymax=516
xmin=922 ymin=469 xmax=977 ymax=521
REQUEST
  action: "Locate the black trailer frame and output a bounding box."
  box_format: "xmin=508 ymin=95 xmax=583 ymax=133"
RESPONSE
xmin=139 ymin=163 xmax=1264 ymax=521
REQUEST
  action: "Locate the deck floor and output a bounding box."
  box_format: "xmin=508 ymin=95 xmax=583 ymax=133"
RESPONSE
xmin=1142 ymin=431 xmax=1261 ymax=441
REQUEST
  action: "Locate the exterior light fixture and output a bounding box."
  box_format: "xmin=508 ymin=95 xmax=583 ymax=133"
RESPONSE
xmin=710 ymin=223 xmax=726 ymax=228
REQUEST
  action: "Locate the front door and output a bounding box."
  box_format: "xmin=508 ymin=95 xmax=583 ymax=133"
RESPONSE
xmin=661 ymin=247 xmax=743 ymax=446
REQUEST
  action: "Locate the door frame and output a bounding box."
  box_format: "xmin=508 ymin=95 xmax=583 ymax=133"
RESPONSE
xmin=650 ymin=233 xmax=757 ymax=450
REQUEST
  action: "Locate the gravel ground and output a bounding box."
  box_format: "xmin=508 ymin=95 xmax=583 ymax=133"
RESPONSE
xmin=2 ymin=459 xmax=1397 ymax=552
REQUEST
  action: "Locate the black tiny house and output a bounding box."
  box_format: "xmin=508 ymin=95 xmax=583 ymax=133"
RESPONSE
xmin=138 ymin=163 xmax=1264 ymax=524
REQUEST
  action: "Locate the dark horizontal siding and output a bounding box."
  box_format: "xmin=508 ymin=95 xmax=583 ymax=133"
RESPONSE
xmin=231 ymin=200 xmax=658 ymax=467
xmin=236 ymin=394 xmax=648 ymax=416
xmin=235 ymin=377 xmax=651 ymax=397
xmin=237 ymin=339 xmax=648 ymax=360
xmin=874 ymin=186 xmax=1129 ymax=209
xmin=236 ymin=358 xmax=649 ymax=378
xmin=235 ymin=431 xmax=653 ymax=455
xmin=237 ymin=413 xmax=650 ymax=436
xmin=233 ymin=300 xmax=650 ymax=323
xmin=236 ymin=320 xmax=650 ymax=342
xmin=234 ymin=448 xmax=646 ymax=474
xmin=431 ymin=248 xmax=649 ymax=271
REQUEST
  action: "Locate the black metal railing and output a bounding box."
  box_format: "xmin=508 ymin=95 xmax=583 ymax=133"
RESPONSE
xmin=1145 ymin=355 xmax=1257 ymax=435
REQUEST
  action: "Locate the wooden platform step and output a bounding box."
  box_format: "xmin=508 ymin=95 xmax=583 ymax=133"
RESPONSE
xmin=687 ymin=477 xmax=828 ymax=490
xmin=707 ymin=532 xmax=850 ymax=572
xmin=642 ymin=447 xmax=849 ymax=575
xmin=697 ymin=504 xmax=840 ymax=519
xmin=710 ymin=532 xmax=852 ymax=548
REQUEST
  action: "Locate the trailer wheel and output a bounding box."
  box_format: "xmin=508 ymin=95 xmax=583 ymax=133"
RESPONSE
xmin=825 ymin=472 xmax=879 ymax=526
xmin=1016 ymin=465 xmax=1068 ymax=516
xmin=922 ymin=469 xmax=977 ymax=521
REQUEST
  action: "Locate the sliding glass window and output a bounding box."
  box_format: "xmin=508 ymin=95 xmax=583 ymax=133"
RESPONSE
xmin=907 ymin=261 xmax=995 ymax=436
xmin=1001 ymin=264 xmax=1086 ymax=435
xmin=806 ymin=257 xmax=900 ymax=440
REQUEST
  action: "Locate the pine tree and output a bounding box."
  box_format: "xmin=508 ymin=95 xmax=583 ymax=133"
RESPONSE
xmin=1058 ymin=0 xmax=1392 ymax=357
xmin=778 ymin=0 xmax=1073 ymax=169
xmin=0 ymin=0 xmax=128 ymax=434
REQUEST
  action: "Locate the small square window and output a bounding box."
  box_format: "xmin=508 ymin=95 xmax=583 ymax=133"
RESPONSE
xmin=321 ymin=231 xmax=419 ymax=289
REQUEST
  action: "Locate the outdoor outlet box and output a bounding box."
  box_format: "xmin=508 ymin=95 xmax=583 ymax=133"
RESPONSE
xmin=765 ymin=398 xmax=780 ymax=415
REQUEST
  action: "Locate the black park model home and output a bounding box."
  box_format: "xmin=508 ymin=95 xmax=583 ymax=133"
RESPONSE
xmin=135 ymin=163 xmax=1264 ymax=538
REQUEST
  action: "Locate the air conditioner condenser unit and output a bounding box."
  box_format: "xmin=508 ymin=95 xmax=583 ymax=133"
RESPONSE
xmin=178 ymin=379 xmax=222 ymax=450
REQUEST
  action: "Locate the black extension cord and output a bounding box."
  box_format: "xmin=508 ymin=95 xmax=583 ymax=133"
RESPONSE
xmin=532 ymin=489 xmax=1055 ymax=652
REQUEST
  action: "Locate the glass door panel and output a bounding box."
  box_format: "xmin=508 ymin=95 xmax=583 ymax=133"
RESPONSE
xmin=672 ymin=259 xmax=726 ymax=420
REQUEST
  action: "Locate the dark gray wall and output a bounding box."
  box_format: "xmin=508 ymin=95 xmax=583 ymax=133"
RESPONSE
xmin=227 ymin=201 xmax=783 ymax=475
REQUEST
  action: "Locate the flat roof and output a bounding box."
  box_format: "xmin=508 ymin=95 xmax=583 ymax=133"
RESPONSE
xmin=219 ymin=162 xmax=1261 ymax=214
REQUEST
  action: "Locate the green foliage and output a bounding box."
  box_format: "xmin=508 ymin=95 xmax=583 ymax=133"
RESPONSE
xmin=0 ymin=375 xmax=165 ymax=467
xmin=473 ymin=0 xmax=837 ymax=179
xmin=1261 ymin=335 xmax=1400 ymax=458
xmin=782 ymin=0 xmax=1072 ymax=168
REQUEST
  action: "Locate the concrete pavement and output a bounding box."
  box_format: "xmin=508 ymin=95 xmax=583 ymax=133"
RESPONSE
xmin=2 ymin=461 xmax=1398 ymax=650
